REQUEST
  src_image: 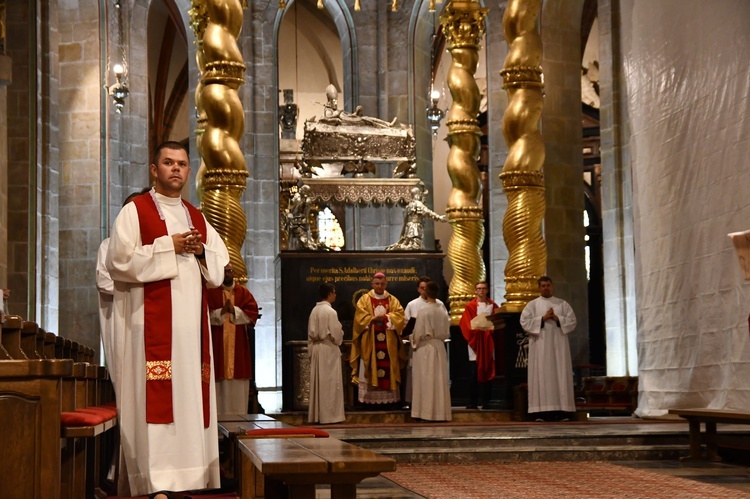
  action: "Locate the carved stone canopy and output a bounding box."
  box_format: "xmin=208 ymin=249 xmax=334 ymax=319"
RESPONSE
xmin=301 ymin=178 xmax=423 ymax=206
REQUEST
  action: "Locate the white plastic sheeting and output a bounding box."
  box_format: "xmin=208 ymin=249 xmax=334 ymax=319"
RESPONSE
xmin=622 ymin=0 xmax=750 ymax=416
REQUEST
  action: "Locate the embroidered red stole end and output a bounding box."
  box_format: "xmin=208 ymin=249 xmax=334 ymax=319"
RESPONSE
xmin=370 ymin=296 xmax=391 ymax=390
xmin=134 ymin=194 xmax=211 ymax=427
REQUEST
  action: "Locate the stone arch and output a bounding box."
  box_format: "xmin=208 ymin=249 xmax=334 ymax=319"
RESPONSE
xmin=271 ymin=0 xmax=357 ymax=111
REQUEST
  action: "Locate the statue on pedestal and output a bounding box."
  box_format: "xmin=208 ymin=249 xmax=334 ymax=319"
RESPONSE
xmin=386 ymin=187 xmax=448 ymax=251
xmin=285 ymin=185 xmax=327 ymax=251
xmin=279 ymin=89 xmax=298 ymax=140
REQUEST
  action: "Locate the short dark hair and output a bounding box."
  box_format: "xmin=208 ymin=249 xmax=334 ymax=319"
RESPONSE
xmin=475 ymin=281 xmax=488 ymax=288
xmin=123 ymin=187 xmax=151 ymax=207
xmin=318 ymin=282 xmax=336 ymax=300
xmin=152 ymin=141 xmax=188 ymax=165
xmin=538 ymin=276 xmax=553 ymax=285
xmin=418 ymin=276 xmax=432 ymax=285
xmin=425 ymin=281 xmax=439 ymax=299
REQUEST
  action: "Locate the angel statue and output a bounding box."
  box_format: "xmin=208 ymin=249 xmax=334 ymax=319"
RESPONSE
xmin=386 ymin=187 xmax=448 ymax=251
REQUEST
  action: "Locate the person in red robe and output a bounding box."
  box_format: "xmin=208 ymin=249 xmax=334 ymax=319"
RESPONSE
xmin=207 ymin=263 xmax=260 ymax=414
xmin=459 ymin=281 xmax=499 ymax=409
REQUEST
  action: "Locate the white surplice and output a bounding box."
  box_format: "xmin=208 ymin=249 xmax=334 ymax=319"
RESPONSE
xmin=307 ymin=301 xmax=345 ymax=424
xmin=519 ymin=295 xmax=577 ymax=413
xmin=411 ymin=302 xmax=452 ymax=421
xmin=106 ymin=193 xmax=228 ymax=495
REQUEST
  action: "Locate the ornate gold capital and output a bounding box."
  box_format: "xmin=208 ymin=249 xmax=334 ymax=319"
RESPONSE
xmin=440 ymin=1 xmax=488 ymax=50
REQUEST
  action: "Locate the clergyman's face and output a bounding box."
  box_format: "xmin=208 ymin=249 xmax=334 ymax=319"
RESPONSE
xmin=539 ymin=280 xmax=553 ymax=298
xmin=475 ymin=283 xmax=488 ymax=300
xmin=223 ymin=265 xmax=234 ymax=286
xmin=417 ymin=281 xmax=428 ymax=299
xmin=151 ymin=147 xmax=189 ymax=197
xmin=371 ymin=277 xmax=387 ymax=295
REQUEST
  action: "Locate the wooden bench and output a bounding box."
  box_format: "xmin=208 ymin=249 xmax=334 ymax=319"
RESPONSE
xmin=238 ymin=437 xmax=396 ymax=499
xmin=668 ymin=408 xmax=750 ymax=460
xmin=218 ymin=419 xmax=322 ymax=481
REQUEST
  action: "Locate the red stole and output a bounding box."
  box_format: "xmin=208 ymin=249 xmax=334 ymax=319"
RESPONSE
xmin=370 ymin=296 xmax=391 ymax=390
xmin=459 ymin=298 xmax=498 ymax=383
xmin=133 ymin=193 xmax=211 ymax=428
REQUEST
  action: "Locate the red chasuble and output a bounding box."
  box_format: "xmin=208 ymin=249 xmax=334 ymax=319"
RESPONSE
xmin=133 ymin=194 xmax=211 ymax=427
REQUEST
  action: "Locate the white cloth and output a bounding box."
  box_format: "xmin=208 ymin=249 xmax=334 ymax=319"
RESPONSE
xmin=468 ymin=301 xmax=494 ymax=362
xmin=215 ymin=379 xmax=250 ymax=415
xmin=96 ymin=238 xmax=119 ymax=390
xmin=307 ymin=301 xmax=345 ymax=424
xmin=520 ymin=296 xmax=577 ymax=413
xmin=411 ymin=302 xmax=452 ymax=421
xmin=106 ymin=193 xmax=229 ymax=495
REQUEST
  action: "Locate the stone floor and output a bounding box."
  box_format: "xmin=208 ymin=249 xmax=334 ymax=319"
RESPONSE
xmin=300 ymin=415 xmax=750 ymax=497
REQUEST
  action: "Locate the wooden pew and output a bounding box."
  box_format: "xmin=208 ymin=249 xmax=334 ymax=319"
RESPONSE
xmin=2 ymin=315 xmax=28 ymax=359
xmin=21 ymin=321 xmax=43 ymax=359
xmin=668 ymin=408 xmax=750 ymax=461
xmin=238 ymin=437 xmax=396 ymax=499
xmin=0 ymin=358 xmax=74 ymax=498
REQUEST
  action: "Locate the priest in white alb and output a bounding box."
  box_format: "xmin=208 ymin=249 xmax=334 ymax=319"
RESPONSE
xmin=520 ymin=276 xmax=577 ymax=422
xmin=106 ymin=141 xmax=229 ymax=497
xmin=410 ymin=281 xmax=452 ymax=421
xmin=307 ymin=282 xmax=345 ymax=424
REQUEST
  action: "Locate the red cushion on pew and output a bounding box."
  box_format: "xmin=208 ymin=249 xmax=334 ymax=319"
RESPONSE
xmin=60 ymin=410 xmax=105 ymax=427
xmin=245 ymin=427 xmax=329 ymax=438
xmin=78 ymin=406 xmax=117 ymax=420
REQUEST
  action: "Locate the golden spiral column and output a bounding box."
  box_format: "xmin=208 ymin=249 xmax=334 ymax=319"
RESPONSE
xmin=192 ymin=0 xmax=249 ymax=281
xmin=499 ymin=0 xmax=547 ymax=312
xmin=440 ymin=1 xmax=488 ymax=324
xmin=189 ymin=1 xmax=208 ymax=205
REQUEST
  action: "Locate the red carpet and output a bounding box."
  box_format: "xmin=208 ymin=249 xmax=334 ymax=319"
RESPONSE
xmin=383 ymin=462 xmax=749 ymax=498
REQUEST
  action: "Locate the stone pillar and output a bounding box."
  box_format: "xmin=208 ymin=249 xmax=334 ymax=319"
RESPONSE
xmin=598 ymin=0 xmax=636 ymax=375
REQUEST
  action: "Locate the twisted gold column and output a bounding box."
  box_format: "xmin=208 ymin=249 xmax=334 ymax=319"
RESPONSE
xmin=189 ymin=1 xmax=208 ymax=205
xmin=192 ymin=0 xmax=249 ymax=281
xmin=440 ymin=1 xmax=488 ymax=324
xmin=499 ymin=0 xmax=546 ymax=312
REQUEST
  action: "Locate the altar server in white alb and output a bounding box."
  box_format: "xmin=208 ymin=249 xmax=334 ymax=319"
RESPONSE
xmin=307 ymin=282 xmax=346 ymax=424
xmin=96 ymin=188 xmax=149 ymax=394
xmin=411 ymin=281 xmax=452 ymax=421
xmin=520 ymin=276 xmax=577 ymax=422
xmin=106 ymin=141 xmax=229 ymax=497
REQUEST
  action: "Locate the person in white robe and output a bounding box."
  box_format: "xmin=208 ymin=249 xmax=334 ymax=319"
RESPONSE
xmin=403 ymin=276 xmax=445 ymax=407
xmin=307 ymin=282 xmax=346 ymax=424
xmin=97 ymin=189 xmax=148 ymax=388
xmin=106 ymin=142 xmax=229 ymax=497
xmin=519 ymin=276 xmax=577 ymax=422
xmin=411 ymin=281 xmax=452 ymax=421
